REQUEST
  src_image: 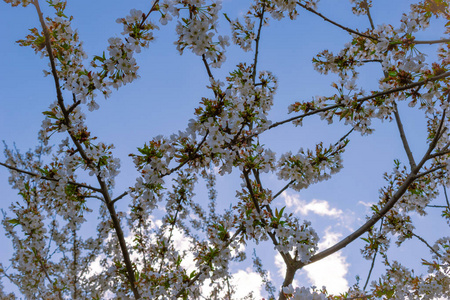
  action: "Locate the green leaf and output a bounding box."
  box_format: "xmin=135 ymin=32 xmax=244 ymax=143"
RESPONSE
xmin=223 ymin=13 xmax=231 ymax=23
xmin=279 ymin=206 xmax=286 ymax=218
xmin=386 ymin=288 xmax=395 ymax=298
xmin=176 ymin=255 xmax=182 ymax=266
xmin=7 ymin=219 xmax=20 ymax=226
xmin=42 ymin=111 xmax=57 ymax=119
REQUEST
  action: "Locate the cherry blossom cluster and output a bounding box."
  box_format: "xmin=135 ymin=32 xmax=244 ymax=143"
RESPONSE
xmin=269 ymin=0 xmax=299 ymax=20
xmin=349 ymin=0 xmax=372 ymax=16
xmin=360 ymin=228 xmax=390 ymax=260
xmin=39 ymin=102 xmax=120 ymax=187
xmin=273 ymin=218 xmax=319 ymax=262
xmin=298 ymin=1 xmax=450 ymax=135
xmin=277 ymin=142 xmax=345 ymax=190
xmin=1 ymin=144 xmax=98 ymax=298
xmin=226 ymin=11 xmax=256 ymax=51
xmin=3 ymin=0 xmax=31 ymax=7
xmin=282 ymin=285 xmax=327 ymax=300
xmin=173 ymin=1 xmax=228 ymax=67
xmin=2 ymin=0 xmax=450 ymax=299
xmin=15 ymin=1 xmax=162 ymax=111
xmin=129 ymin=64 xmax=278 ymax=181
xmin=371 ymin=258 xmax=450 ymax=299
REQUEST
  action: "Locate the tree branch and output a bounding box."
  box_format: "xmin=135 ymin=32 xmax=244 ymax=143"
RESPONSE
xmin=157 ymin=192 xmax=185 ymax=275
xmin=297 ymin=1 xmax=448 ymax=47
xmin=242 ymin=168 xmax=295 ymax=295
xmin=32 ymin=1 xmax=141 ymax=297
xmin=414 ymin=38 xmax=450 ymax=45
xmin=85 ymin=195 xmax=106 ymax=201
xmin=298 ymin=111 xmax=446 ymax=268
xmin=202 ymin=54 xmax=214 ymax=80
xmin=361 ymin=59 xmax=382 ymax=63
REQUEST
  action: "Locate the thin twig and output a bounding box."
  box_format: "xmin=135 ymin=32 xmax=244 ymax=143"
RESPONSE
xmin=202 ymin=54 xmax=214 ymax=80
xmin=269 ymin=71 xmax=450 ymax=130
xmin=0 ymin=271 xmax=20 ymax=288
xmin=393 ymin=102 xmax=416 ymax=170
xmin=414 ymin=164 xmax=446 ymax=179
xmin=0 ymin=161 xmax=102 ymax=193
xmin=174 ymin=227 xmax=243 ymax=298
xmin=427 ymin=149 xmax=450 ymax=160
xmin=363 ymin=219 xmax=383 ymax=290
xmin=297 ymin=2 xmax=377 ymax=41
xmin=271 ymin=127 xmax=353 ymax=201
xmin=444 ymin=184 xmax=450 ymax=208
xmin=362 ymin=0 xmax=375 ymax=30
xmin=272 ymin=180 xmax=295 ymax=201
xmin=72 ymin=228 xmax=78 ymax=300
xmin=78 ymin=239 xmax=103 ymax=278
xmin=252 ymin=0 xmax=266 ymax=83
xmin=412 ymin=232 xmax=441 ymax=258
xmin=167 ymin=130 xmax=209 ymax=175
xmin=139 ymin=0 xmax=160 ymax=28
xmin=361 ymin=59 xmax=382 ymax=63
xmin=36 ymin=254 xmax=64 ymax=300
xmin=111 ymin=191 xmax=128 ymax=205
xmin=157 ymin=193 xmax=185 ymax=275
xmin=85 ymin=195 xmax=105 ymax=201
xmin=297 ymin=1 xmax=449 ymax=47
xmin=243 ymin=169 xmax=262 ymax=215
xmin=67 ymin=99 xmax=81 ymax=114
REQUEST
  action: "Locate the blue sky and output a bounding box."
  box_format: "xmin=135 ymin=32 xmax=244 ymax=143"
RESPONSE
xmin=0 ymin=0 xmax=448 ymax=297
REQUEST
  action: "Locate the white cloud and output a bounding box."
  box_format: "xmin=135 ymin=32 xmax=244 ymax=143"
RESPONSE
xmin=358 ymin=200 xmax=374 ymax=208
xmin=303 ymin=229 xmax=349 ymax=294
xmin=171 ymin=227 xmax=196 ymax=271
xmin=275 ymin=252 xmax=286 ymax=278
xmin=199 ymin=268 xmax=263 ymax=299
xmin=283 ymin=192 xmax=343 ymax=217
xmin=231 ymin=268 xmax=264 ymax=299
